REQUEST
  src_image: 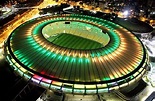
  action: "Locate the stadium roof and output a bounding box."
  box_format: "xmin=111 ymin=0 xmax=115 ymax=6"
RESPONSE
xmin=4 ymin=14 xmax=149 ymax=94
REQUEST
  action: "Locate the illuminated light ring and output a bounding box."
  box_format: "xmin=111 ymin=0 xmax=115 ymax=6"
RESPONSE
xmin=5 ymin=14 xmax=149 ymax=94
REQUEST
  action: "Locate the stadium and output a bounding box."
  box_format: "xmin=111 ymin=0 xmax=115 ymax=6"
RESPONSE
xmin=4 ymin=14 xmax=149 ymax=100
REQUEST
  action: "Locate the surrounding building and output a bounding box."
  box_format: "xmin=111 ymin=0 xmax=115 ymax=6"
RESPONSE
xmin=113 ymin=17 xmax=153 ymax=39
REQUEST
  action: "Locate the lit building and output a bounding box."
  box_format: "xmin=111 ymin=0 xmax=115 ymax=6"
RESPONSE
xmin=4 ymin=14 xmax=150 ymax=100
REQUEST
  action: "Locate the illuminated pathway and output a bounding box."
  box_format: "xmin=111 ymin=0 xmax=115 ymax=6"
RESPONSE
xmin=0 ymin=0 xmax=58 ymax=44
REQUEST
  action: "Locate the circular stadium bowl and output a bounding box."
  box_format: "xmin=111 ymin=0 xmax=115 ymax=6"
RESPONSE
xmin=4 ymin=14 xmax=149 ymax=95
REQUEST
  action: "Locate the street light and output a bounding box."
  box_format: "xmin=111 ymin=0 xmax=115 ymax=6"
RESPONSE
xmin=123 ymin=10 xmax=128 ymax=17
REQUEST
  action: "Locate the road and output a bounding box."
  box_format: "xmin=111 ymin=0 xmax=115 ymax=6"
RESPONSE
xmin=0 ymin=0 xmax=58 ymax=44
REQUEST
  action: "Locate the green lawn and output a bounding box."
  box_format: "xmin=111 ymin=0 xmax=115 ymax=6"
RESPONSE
xmin=48 ymin=33 xmax=103 ymax=49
